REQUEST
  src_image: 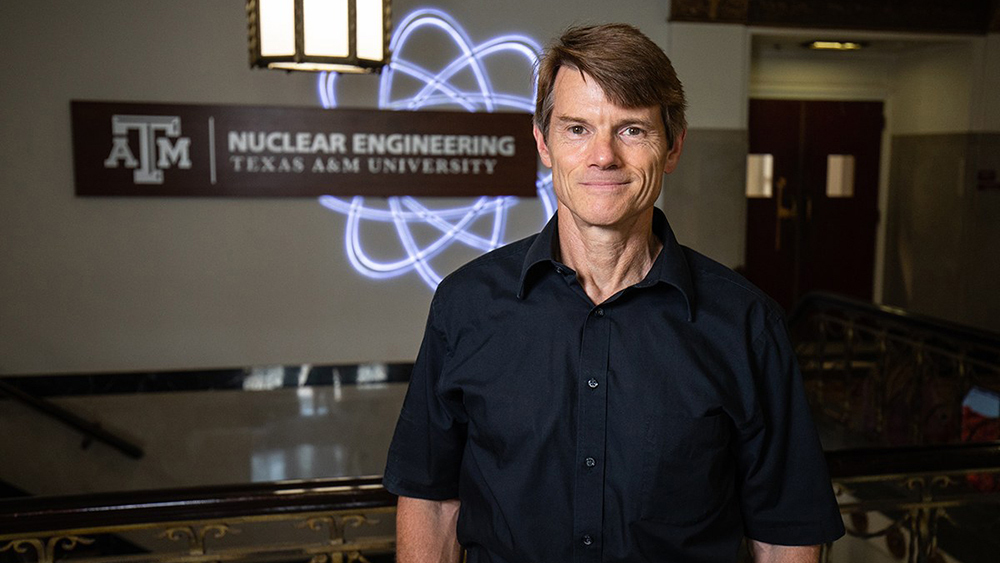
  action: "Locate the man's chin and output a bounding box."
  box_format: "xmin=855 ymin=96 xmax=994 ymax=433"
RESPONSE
xmin=560 ymin=207 xmax=649 ymax=231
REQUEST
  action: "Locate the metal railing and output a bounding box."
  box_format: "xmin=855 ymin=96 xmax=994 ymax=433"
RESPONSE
xmin=789 ymin=292 xmax=1000 ymax=447
xmin=2 ymin=456 xmax=998 ymax=563
xmin=2 ymin=293 xmax=998 ymax=563
xmin=791 ymin=292 xmax=1000 ymax=563
xmin=0 ymin=476 xmax=395 ymax=563
xmin=826 ymin=443 xmax=1000 ymax=563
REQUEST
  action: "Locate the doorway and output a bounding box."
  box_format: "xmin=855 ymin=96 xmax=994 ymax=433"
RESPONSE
xmin=744 ymin=99 xmax=883 ymax=310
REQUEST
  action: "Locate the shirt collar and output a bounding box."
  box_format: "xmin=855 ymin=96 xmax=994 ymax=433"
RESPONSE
xmin=517 ymin=208 xmax=695 ymax=321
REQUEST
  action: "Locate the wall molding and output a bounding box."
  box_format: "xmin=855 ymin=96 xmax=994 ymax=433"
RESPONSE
xmin=672 ymin=0 xmax=999 ymax=34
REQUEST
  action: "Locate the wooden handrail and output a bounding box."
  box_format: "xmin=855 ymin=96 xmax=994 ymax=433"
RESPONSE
xmin=4 ymin=441 xmax=1000 ymax=536
xmin=0 ymin=475 xmax=395 ymax=535
xmin=826 ymin=441 xmax=1000 ymax=480
xmin=788 ymin=291 xmax=1000 ymax=350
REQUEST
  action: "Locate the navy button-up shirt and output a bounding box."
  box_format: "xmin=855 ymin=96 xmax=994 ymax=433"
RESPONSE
xmin=384 ymin=208 xmax=844 ymax=562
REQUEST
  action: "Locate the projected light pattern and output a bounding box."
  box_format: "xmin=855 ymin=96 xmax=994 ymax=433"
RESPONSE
xmin=317 ymin=8 xmax=555 ymax=289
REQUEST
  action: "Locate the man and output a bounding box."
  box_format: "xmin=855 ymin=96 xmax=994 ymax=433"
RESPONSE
xmin=384 ymin=23 xmax=844 ymax=563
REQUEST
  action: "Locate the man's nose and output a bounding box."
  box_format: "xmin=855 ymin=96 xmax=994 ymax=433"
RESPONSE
xmin=588 ymin=131 xmax=620 ymax=168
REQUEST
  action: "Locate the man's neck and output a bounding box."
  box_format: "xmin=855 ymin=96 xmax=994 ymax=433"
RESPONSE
xmin=557 ymin=208 xmax=663 ymax=305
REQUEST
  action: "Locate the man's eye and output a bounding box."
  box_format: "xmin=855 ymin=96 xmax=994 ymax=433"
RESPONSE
xmin=623 ymin=126 xmax=644 ymax=136
xmin=569 ymin=125 xmax=586 ymax=135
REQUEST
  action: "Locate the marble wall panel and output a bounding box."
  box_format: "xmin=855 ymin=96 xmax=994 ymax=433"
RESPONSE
xmin=660 ymin=128 xmax=749 ymax=269
xmin=884 ymin=133 xmax=1000 ymax=332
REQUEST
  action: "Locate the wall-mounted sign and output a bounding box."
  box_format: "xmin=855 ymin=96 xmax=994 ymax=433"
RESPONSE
xmin=71 ymin=101 xmax=537 ymax=197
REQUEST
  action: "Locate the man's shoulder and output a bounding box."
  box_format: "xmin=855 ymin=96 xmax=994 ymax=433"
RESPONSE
xmin=434 ymin=233 xmax=537 ymax=299
xmin=681 ymin=246 xmax=784 ymax=324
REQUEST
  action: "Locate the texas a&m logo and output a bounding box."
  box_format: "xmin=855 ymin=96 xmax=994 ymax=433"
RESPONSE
xmin=102 ymin=115 xmax=192 ymax=184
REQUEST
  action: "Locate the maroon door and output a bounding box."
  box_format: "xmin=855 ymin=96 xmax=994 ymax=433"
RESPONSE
xmin=745 ymin=99 xmax=883 ymax=310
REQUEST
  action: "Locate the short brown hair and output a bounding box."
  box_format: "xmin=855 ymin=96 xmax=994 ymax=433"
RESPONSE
xmin=534 ymin=24 xmax=687 ymax=147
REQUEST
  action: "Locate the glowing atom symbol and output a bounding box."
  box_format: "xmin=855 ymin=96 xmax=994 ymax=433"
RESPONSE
xmin=316 ymin=8 xmax=555 ymax=289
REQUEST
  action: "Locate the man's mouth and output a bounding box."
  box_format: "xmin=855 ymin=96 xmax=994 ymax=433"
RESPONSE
xmin=580 ymin=179 xmax=630 ymax=189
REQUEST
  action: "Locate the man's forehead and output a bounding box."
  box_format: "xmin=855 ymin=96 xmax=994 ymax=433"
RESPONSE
xmin=552 ymin=66 xmax=603 ymax=97
xmin=551 ymin=67 xmax=660 ymax=119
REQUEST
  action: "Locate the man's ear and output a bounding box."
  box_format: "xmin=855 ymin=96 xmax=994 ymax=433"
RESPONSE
xmin=663 ymin=128 xmax=686 ymax=174
xmin=533 ymin=123 xmax=552 ymax=168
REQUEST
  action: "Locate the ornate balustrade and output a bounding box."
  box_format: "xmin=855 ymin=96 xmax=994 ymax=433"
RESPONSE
xmin=825 ymin=443 xmax=1000 ymax=563
xmin=3 ymin=449 xmax=998 ymax=563
xmin=790 ymin=293 xmax=1000 ymax=562
xmin=3 ymin=293 xmax=999 ymax=563
xmin=790 ymin=292 xmax=1000 ymax=447
xmin=0 ymin=476 xmax=396 ymax=563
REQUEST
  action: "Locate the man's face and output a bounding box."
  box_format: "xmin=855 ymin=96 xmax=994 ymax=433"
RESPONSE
xmin=534 ymin=67 xmax=684 ymax=229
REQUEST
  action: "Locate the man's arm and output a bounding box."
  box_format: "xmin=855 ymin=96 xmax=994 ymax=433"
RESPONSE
xmin=749 ymin=540 xmax=820 ymax=563
xmin=396 ymin=496 xmax=462 ymax=563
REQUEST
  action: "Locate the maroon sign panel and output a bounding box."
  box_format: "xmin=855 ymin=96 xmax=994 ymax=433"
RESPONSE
xmin=71 ymin=101 xmax=538 ymax=197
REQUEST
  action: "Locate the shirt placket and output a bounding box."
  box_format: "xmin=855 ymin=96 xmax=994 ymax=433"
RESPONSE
xmin=573 ymin=304 xmax=610 ymax=561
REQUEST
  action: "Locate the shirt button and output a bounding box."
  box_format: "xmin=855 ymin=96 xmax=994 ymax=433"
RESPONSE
xmin=594 ymin=307 xmax=604 ymax=317
xmin=582 ymin=535 xmax=593 ymax=546
xmin=587 ymin=378 xmax=599 ymax=389
xmin=555 ymin=266 xmax=564 ymax=274
xmin=585 ymin=457 xmax=596 ymax=468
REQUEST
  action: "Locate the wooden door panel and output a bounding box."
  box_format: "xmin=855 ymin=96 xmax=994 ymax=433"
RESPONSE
xmin=746 ymin=99 xmax=802 ymax=309
xmin=801 ymin=101 xmax=882 ymax=302
xmin=745 ymin=99 xmax=882 ymax=309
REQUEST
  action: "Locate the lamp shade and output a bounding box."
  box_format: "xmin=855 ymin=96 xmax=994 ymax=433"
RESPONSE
xmin=248 ymin=0 xmax=391 ymax=73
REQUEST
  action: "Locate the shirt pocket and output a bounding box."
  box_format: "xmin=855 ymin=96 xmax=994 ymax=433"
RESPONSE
xmin=638 ymin=412 xmax=733 ymax=525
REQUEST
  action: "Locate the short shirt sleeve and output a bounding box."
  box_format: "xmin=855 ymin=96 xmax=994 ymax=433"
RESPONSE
xmin=383 ymin=295 xmax=466 ymax=500
xmin=736 ymin=310 xmax=846 ymax=545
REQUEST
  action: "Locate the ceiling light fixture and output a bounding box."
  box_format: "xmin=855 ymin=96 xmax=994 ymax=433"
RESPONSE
xmin=247 ymin=0 xmax=391 ymax=73
xmin=805 ymin=40 xmax=865 ymax=51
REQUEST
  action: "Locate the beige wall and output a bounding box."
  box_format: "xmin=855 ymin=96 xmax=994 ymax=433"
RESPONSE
xmin=750 ymin=45 xmax=894 ymax=101
xmin=5 ymin=1 xmax=753 ymax=375
xmin=667 ymin=22 xmax=749 ymax=129
xmin=882 ymin=36 xmax=1000 ymax=330
xmin=661 ymin=22 xmax=751 ymax=269
xmin=4 ymin=1 xmax=994 ymax=377
xmin=891 ymin=42 xmax=979 ymax=135
xmin=981 ymin=35 xmax=1000 ymax=131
